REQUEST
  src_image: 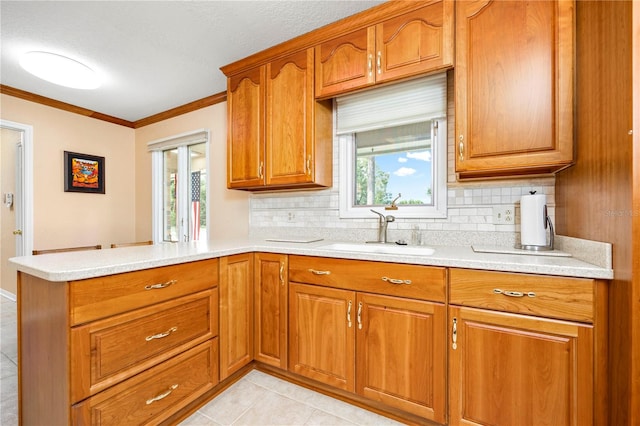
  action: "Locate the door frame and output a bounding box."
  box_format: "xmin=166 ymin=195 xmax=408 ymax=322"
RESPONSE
xmin=1 ymin=119 xmax=33 ymax=257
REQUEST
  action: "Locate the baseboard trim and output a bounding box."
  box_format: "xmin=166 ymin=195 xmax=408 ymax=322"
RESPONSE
xmin=0 ymin=289 xmax=16 ymax=302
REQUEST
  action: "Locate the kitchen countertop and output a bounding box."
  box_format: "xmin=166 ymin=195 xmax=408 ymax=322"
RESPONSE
xmin=10 ymin=237 xmax=614 ymax=282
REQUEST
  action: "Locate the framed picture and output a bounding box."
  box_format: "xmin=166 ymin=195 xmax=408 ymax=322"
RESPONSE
xmin=64 ymin=151 xmax=105 ymax=194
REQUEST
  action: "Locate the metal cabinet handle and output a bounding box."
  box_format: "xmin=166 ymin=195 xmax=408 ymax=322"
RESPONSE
xmin=258 ymin=162 xmax=264 ymax=179
xmin=279 ymin=263 xmax=284 ymax=286
xmin=144 ymin=279 xmax=177 ymax=290
xmin=452 ymin=318 xmax=457 ymax=350
xmin=306 ymin=155 xmax=312 ymax=176
xmin=146 ymin=384 xmax=178 ymax=405
xmin=357 ymin=302 xmax=363 ymax=330
xmin=368 ymin=54 xmax=373 ymax=76
xmin=145 ymin=326 xmax=178 ymax=342
xmin=376 ymin=51 xmax=381 ymax=74
xmin=308 ymin=269 xmax=331 ymax=275
xmin=347 ymin=300 xmax=352 ymax=328
xmin=493 ymin=288 xmax=536 ymax=298
xmin=458 ymin=135 xmax=464 ymax=161
xmin=381 ymin=276 xmax=412 ymax=285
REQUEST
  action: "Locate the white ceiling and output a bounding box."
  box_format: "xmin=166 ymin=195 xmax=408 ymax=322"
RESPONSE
xmin=1 ymin=0 xmax=384 ymax=123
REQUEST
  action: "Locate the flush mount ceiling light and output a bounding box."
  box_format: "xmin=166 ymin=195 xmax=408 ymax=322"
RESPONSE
xmin=19 ymin=51 xmax=102 ymax=89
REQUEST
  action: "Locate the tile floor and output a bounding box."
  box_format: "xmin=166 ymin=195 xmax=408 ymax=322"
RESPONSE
xmin=0 ymin=296 xmax=403 ymax=425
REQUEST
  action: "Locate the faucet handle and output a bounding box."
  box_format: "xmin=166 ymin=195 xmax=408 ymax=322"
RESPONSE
xmin=385 ymin=193 xmax=401 ymax=210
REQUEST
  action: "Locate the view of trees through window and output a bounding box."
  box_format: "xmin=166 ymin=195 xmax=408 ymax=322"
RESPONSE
xmin=354 ymin=121 xmax=434 ymax=207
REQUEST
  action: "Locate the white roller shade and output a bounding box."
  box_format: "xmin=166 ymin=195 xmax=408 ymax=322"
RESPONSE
xmin=147 ymin=129 xmax=209 ymax=152
xmin=335 ymin=73 xmax=446 ymax=135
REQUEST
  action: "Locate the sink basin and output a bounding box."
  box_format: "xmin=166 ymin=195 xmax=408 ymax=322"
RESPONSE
xmin=319 ymin=243 xmax=435 ymax=256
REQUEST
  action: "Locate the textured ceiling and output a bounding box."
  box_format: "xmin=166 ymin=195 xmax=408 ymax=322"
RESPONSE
xmin=0 ymin=1 xmax=384 ymax=122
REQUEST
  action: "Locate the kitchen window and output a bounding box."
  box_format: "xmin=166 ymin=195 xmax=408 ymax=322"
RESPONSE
xmin=337 ymin=74 xmax=447 ymax=218
xmin=148 ymin=129 xmax=209 ymax=242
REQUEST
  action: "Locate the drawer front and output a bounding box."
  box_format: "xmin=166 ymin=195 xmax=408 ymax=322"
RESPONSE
xmin=289 ymin=255 xmax=446 ymax=302
xmin=71 ymin=289 xmax=218 ymax=402
xmin=70 ymin=259 xmax=218 ymax=325
xmin=449 ymin=268 xmax=594 ymax=322
xmin=72 ymin=339 xmax=219 ymax=426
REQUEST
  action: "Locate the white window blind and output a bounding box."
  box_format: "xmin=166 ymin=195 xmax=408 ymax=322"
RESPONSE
xmin=147 ymin=129 xmax=208 ymax=152
xmin=335 ymin=73 xmax=447 ymax=135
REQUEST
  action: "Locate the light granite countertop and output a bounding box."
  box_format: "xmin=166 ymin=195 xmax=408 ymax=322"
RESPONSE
xmin=10 ymin=236 xmax=614 ymax=282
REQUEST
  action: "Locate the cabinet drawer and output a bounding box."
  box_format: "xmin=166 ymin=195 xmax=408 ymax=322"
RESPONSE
xmin=70 ymin=259 xmax=218 ymax=325
xmin=71 ymin=289 xmax=218 ymax=402
xmin=449 ymin=268 xmax=595 ymax=323
xmin=72 ymin=339 xmax=218 ymax=426
xmin=289 ymin=255 xmax=446 ymax=302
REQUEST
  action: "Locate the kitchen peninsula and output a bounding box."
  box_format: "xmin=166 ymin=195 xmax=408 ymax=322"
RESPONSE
xmin=11 ymin=238 xmax=612 ymax=425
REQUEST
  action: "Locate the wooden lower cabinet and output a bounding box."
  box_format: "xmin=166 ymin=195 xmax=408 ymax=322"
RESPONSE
xmin=18 ymin=259 xmax=219 ymax=426
xmin=357 ymin=293 xmax=446 ymax=423
xmin=72 ymin=340 xmax=219 ymax=425
xmin=219 ymin=253 xmax=254 ymax=380
xmin=289 ymin=283 xmax=355 ymax=391
xmin=254 ymin=253 xmax=288 ymax=368
xmin=288 ymin=282 xmax=446 ymax=422
xmin=448 ymin=306 xmax=594 ymax=426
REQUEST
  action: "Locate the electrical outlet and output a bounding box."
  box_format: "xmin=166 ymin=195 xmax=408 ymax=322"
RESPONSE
xmin=287 ymin=212 xmax=295 ymax=222
xmin=493 ymin=205 xmax=515 ymax=224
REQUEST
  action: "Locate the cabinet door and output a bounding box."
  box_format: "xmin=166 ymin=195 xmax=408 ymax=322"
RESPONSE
xmin=448 ymin=306 xmax=594 ymax=426
xmin=356 ymin=293 xmax=446 ymax=423
xmin=227 ymin=67 xmax=265 ymax=188
xmin=266 ymin=49 xmax=314 ymax=186
xmin=254 ymin=253 xmax=288 ymax=369
xmin=375 ymin=1 xmax=454 ymax=84
xmin=315 ymin=27 xmax=375 ymax=99
xmin=455 ymin=0 xmax=574 ymax=178
xmin=219 ymin=254 xmax=254 ymax=379
xmin=289 ymin=283 xmax=355 ymax=392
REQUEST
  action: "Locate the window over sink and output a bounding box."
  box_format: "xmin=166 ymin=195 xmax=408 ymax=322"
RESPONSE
xmin=336 ymin=74 xmax=447 ymax=219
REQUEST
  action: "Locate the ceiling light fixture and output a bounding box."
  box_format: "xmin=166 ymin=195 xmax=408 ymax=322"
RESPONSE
xmin=19 ymin=51 xmax=102 ymax=90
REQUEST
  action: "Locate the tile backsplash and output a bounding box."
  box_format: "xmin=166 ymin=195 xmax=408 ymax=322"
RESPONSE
xmin=249 ymin=121 xmax=556 ymax=247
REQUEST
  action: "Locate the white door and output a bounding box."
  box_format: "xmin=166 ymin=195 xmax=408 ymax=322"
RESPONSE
xmin=1 ymin=120 xmax=33 ymax=298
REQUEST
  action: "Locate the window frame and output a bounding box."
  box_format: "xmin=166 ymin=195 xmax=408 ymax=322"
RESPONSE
xmin=149 ymin=129 xmax=209 ymax=243
xmin=339 ymin=118 xmax=448 ymax=219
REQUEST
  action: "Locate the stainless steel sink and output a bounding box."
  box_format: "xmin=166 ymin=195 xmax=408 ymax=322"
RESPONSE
xmin=319 ymin=242 xmax=435 ymax=256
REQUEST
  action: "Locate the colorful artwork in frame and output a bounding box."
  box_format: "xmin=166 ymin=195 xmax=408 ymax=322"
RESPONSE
xmin=64 ymin=151 xmax=105 ymax=194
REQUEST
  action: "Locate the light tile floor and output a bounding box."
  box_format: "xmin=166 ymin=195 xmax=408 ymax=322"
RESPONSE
xmin=0 ymin=296 xmax=403 ymax=425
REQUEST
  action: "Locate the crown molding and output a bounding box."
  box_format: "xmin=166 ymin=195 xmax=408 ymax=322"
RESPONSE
xmin=0 ymin=84 xmax=227 ymax=129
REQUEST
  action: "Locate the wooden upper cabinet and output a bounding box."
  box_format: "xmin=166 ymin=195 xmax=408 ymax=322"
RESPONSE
xmin=455 ymin=0 xmax=575 ymax=179
xmin=315 ymin=0 xmax=454 ymax=99
xmin=226 ymin=49 xmax=332 ymax=191
xmin=227 ymin=67 xmax=265 ymax=188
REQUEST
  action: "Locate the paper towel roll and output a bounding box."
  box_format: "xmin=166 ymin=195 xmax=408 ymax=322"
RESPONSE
xmin=520 ymin=193 xmax=547 ymax=246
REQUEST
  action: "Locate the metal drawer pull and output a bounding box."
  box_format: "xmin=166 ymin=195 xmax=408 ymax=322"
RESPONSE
xmin=145 ymin=326 xmax=178 ymax=341
xmin=452 ymin=318 xmax=457 ymax=350
xmin=146 ymin=384 xmax=178 ymax=405
xmin=279 ymin=263 xmax=284 ymax=286
xmin=145 ymin=279 xmax=177 ymax=290
xmin=357 ymin=302 xmax=363 ymax=330
xmin=382 ymin=276 xmax=412 ymax=285
xmin=493 ymin=288 xmax=536 ymax=298
xmin=347 ymin=300 xmax=352 ymax=328
xmin=308 ymin=269 xmax=331 ymax=275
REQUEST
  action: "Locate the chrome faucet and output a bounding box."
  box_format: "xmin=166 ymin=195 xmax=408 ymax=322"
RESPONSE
xmin=369 ymin=209 xmax=395 ymax=243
